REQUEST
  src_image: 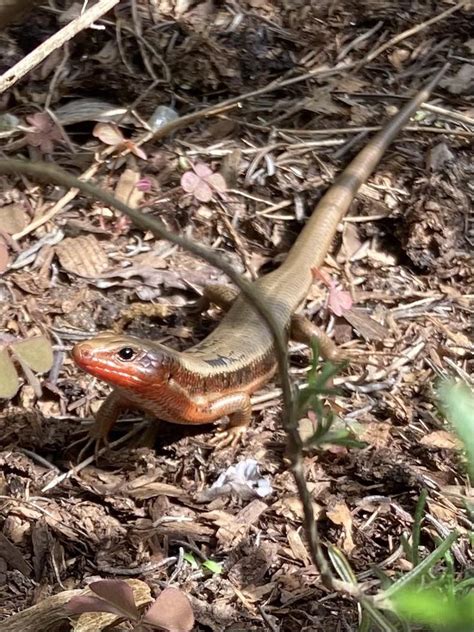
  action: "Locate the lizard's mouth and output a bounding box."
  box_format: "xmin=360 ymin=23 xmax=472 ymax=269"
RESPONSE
xmin=71 ymin=342 xmax=142 ymax=388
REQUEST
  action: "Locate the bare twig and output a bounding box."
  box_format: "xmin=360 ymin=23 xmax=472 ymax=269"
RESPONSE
xmin=355 ymin=0 xmax=467 ymax=70
xmin=0 ymin=0 xmax=120 ymax=94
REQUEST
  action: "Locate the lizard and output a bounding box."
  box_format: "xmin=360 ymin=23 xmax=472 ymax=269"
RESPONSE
xmin=72 ymin=68 xmax=446 ymax=447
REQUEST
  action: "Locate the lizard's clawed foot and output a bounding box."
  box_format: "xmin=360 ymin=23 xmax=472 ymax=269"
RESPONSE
xmin=69 ymin=429 xmax=109 ymax=463
xmin=209 ymin=425 xmax=247 ymax=448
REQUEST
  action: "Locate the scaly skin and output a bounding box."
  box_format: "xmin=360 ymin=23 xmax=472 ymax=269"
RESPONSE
xmin=72 ymin=69 xmax=445 ymax=445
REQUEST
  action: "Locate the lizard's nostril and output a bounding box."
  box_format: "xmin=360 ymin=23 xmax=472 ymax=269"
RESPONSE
xmin=72 ymin=342 xmax=92 ymax=364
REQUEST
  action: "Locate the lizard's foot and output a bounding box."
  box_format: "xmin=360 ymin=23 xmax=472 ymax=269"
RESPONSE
xmin=69 ymin=427 xmax=109 ymax=463
xmin=79 ymin=435 xmax=109 ymax=463
xmin=209 ymin=425 xmax=247 ymax=448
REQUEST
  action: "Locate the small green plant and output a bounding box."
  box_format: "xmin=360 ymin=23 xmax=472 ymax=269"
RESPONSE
xmin=297 ymin=340 xmax=365 ymax=450
xmin=327 ymin=379 xmax=474 ymax=631
xmin=67 ymin=579 xmax=194 ymax=631
xmin=183 ymin=551 xmax=223 ymax=575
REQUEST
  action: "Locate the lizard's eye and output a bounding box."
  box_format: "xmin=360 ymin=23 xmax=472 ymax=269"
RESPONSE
xmin=117 ymin=347 xmax=136 ymax=361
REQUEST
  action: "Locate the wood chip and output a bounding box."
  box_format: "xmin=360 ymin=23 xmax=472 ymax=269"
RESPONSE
xmin=420 ymin=430 xmax=459 ymax=450
xmin=209 ymin=499 xmax=268 ymax=547
xmin=286 ymin=528 xmax=311 ymax=566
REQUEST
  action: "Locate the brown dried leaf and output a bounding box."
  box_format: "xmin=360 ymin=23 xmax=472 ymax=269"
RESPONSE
xmin=343 ymin=308 xmax=388 ymax=341
xmin=212 ymin=499 xmax=268 ymax=547
xmin=304 ymin=88 xmax=345 ymax=115
xmin=0 ymin=532 xmax=32 ymax=575
xmin=56 ymin=235 xmax=109 ymax=278
xmin=70 ymin=579 xmax=152 ymax=632
xmin=0 ymin=237 xmax=9 ymax=273
xmin=359 ymin=422 xmax=391 ymax=448
xmin=341 ymin=222 xmax=364 ymax=260
xmin=327 ymin=501 xmax=355 ymax=554
xmin=181 ymin=170 xmax=213 ymax=202
xmin=0 ymin=203 xmax=28 ymax=234
xmin=286 ymin=528 xmax=311 ymax=566
xmin=0 ymin=347 xmax=19 ymax=399
xmin=92 ymin=122 xmax=124 ymax=146
xmin=114 ymin=168 xmax=144 ymax=208
xmin=25 ymin=112 xmax=62 ymax=153
xmin=420 ymin=430 xmax=459 ymax=450
xmin=90 ymin=580 xmax=139 ymax=619
xmin=144 ymin=587 xmax=194 ymax=631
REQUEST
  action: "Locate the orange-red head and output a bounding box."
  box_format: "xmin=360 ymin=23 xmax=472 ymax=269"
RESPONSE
xmin=72 ymin=334 xmax=173 ymax=394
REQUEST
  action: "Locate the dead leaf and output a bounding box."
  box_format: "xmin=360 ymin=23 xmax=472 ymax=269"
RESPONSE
xmin=114 ymin=168 xmax=144 ymax=208
xmin=211 ymin=499 xmax=268 ymax=547
xmin=312 ymin=267 xmax=353 ymax=316
xmin=0 ymin=203 xmax=28 ymax=234
xmin=427 ymin=500 xmax=458 ymax=526
xmin=327 ymin=501 xmax=355 ymax=554
xmin=274 ymin=496 xmax=323 ymax=522
xmin=341 ymin=222 xmax=364 ymax=260
xmin=303 ymin=88 xmax=345 ymax=115
xmin=286 ymin=528 xmax=311 ymax=566
xmin=143 ymin=587 xmax=194 ymax=631
xmin=0 ymin=532 xmax=32 ymax=574
xmin=92 ymin=122 xmax=124 ymax=146
xmin=387 ymin=47 xmax=410 ymax=70
xmin=0 ymin=237 xmax=9 ymax=273
xmin=420 ymin=430 xmax=459 ymax=450
xmin=359 ymin=422 xmax=391 ymax=448
xmin=24 ymin=112 xmax=62 ymax=153
xmin=70 ymin=579 xmax=152 ymax=632
xmin=342 ymin=307 xmax=388 ymax=341
xmin=56 ymin=235 xmax=109 ymax=278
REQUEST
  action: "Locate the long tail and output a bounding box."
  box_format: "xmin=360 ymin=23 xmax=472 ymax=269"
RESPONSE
xmin=281 ymin=64 xmax=448 ymax=273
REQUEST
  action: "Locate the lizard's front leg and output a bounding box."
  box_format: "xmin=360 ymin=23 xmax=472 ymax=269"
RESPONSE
xmin=90 ymin=390 xmax=128 ymax=440
xmin=201 ymin=392 xmax=253 ymax=448
xmin=76 ymin=391 xmax=128 ymax=460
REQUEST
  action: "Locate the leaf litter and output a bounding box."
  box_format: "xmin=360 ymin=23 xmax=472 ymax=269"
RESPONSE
xmin=0 ymin=2 xmax=473 ymax=631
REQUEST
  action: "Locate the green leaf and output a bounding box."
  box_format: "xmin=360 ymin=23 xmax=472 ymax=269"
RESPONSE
xmin=438 ymin=381 xmax=474 ymax=479
xmin=0 ymin=347 xmax=19 ymax=399
xmin=381 ymin=531 xmax=459 ymax=600
xmin=10 ymin=336 xmax=53 ymax=373
xmin=411 ymin=488 xmax=428 ymax=567
xmin=202 ymin=559 xmax=223 ymax=574
xmin=391 ymin=588 xmax=474 ymax=631
xmin=183 ymin=552 xmax=199 ymax=569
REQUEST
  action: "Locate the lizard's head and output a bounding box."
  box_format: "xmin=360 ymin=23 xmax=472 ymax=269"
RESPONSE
xmin=72 ymin=333 xmax=172 ymax=392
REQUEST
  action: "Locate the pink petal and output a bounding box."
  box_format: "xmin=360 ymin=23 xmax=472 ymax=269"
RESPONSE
xmin=328 ymin=286 xmax=353 ymax=317
xmin=193 ymin=180 xmax=213 ymax=202
xmin=206 ymin=173 xmax=227 ymax=192
xmin=193 ymin=162 xmax=213 ymax=178
xmin=136 ymin=178 xmax=152 ymax=192
xmin=180 ymin=171 xmax=200 ymax=193
xmin=129 ymin=143 xmax=147 ymax=160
